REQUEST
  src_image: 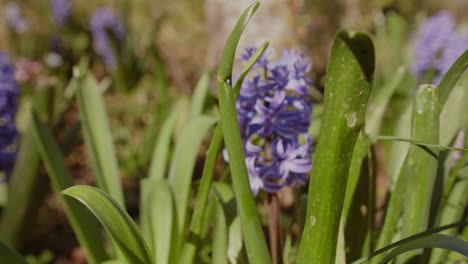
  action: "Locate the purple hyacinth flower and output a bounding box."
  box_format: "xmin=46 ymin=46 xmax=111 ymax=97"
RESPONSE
xmin=90 ymin=8 xmax=125 ymax=69
xmin=411 ymin=11 xmax=455 ymax=83
xmin=250 ymin=92 xmax=311 ymax=138
xmin=51 ymin=0 xmax=71 ymax=26
xmin=4 ymin=2 xmax=29 ymax=33
xmin=0 ymin=52 xmax=19 ymax=179
xmin=224 ymin=47 xmax=314 ymax=195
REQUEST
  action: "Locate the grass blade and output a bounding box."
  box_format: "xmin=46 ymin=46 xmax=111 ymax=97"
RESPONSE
xmin=216 ymin=2 xmax=272 ymax=263
xmin=167 ymin=115 xmax=217 ymax=250
xmin=233 ymin=41 xmax=270 ymax=94
xmin=190 ymin=72 xmax=210 ymax=117
xmin=297 ymin=30 xmax=374 ymax=264
xmin=180 ymin=40 xmax=270 ymax=264
xmin=380 ymin=234 xmax=468 ymax=264
xmin=354 ymin=220 xmax=468 ymax=264
xmin=147 ymin=103 xmax=181 ymax=180
xmin=74 ymin=66 xmax=125 ymax=208
xmin=212 ymin=201 xmax=228 ymax=264
xmin=31 ymin=112 xmax=109 ymax=263
xmin=62 ymin=185 xmax=153 ymax=264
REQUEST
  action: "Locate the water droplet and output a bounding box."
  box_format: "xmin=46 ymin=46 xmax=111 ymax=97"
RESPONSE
xmin=310 ymin=216 xmax=316 ymax=226
xmin=347 ymin=112 xmax=357 ymax=128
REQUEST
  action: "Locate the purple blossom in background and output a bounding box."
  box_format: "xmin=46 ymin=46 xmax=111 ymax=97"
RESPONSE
xmin=0 ymin=52 xmax=19 ymax=179
xmin=51 ymin=0 xmax=71 ymax=26
xmin=412 ymin=11 xmax=468 ymax=85
xmin=4 ymin=2 xmax=29 ymax=33
xmin=433 ymin=31 xmax=468 ymax=84
xmin=224 ymin=48 xmax=313 ymax=195
xmin=90 ymin=8 xmax=125 ymax=69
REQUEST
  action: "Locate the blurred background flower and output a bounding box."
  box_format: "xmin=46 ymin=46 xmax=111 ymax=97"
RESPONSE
xmin=0 ymin=52 xmax=18 ymax=179
xmin=411 ymin=10 xmax=468 ymax=85
xmin=50 ymin=0 xmax=72 ymax=26
xmin=90 ymin=8 xmax=125 ymax=69
xmin=4 ymin=2 xmax=29 ymax=33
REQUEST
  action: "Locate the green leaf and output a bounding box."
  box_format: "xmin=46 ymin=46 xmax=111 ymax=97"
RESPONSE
xmin=190 ymin=72 xmax=210 ymax=117
xmin=74 ymin=66 xmax=125 ymax=208
xmin=438 ymin=49 xmax=468 ymax=109
xmin=0 ymin=241 xmax=27 ymax=264
xmin=31 ymin=112 xmax=109 ymax=263
xmin=217 ymin=2 xmax=259 ymax=81
xmin=379 ymin=234 xmax=468 ymax=264
xmin=147 ymin=103 xmax=182 ymax=180
xmin=212 ymin=202 xmax=228 ymax=264
xmin=439 ymin=75 xmax=468 ymax=146
xmin=168 ymin=115 xmax=217 ymax=249
xmin=62 ymin=186 xmax=153 ymax=264
xmin=370 ymin=136 xmax=468 ymax=152
xmin=0 ymin=122 xmax=42 ymax=248
xmin=216 ymin=2 xmax=271 ymax=263
xmin=144 ymin=179 xmax=177 ymax=264
xmin=297 ymin=30 xmax=375 ymax=264
xmin=366 ymin=66 xmax=407 ymax=135
xmin=213 ymin=181 xmax=235 ymax=204
xmin=233 ymin=41 xmax=269 ymax=95
xmin=355 ymin=220 xmax=468 ymax=264
xmin=399 ymin=84 xmax=440 ymax=262
xmin=181 ymin=39 xmax=270 ymax=264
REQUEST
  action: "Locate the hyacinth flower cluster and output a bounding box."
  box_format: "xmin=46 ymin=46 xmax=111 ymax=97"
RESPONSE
xmin=225 ymin=48 xmax=314 ymax=195
xmin=90 ymin=8 xmax=125 ymax=69
xmin=0 ymin=52 xmax=19 ymax=178
xmin=412 ymin=11 xmax=468 ymax=85
xmin=50 ymin=0 xmax=71 ymax=26
xmin=4 ymin=2 xmax=29 ymax=33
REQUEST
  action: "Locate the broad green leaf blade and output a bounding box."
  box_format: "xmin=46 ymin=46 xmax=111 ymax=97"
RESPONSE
xmin=343 ymin=68 xmax=406 ymax=247
xmin=0 ymin=241 xmax=27 ymax=264
xmin=31 ymin=112 xmax=109 ymax=263
xmin=168 ymin=115 xmax=217 ymax=249
xmin=190 ymin=72 xmax=210 ymax=117
xmin=75 ymin=67 xmax=125 ymax=208
xmin=216 ymin=2 xmax=271 ymax=263
xmin=297 ymin=30 xmax=375 ymax=264
xmin=145 ymin=179 xmax=177 ymax=264
xmin=212 ymin=202 xmax=228 ymax=264
xmin=399 ymin=84 xmax=440 ymax=262
xmin=380 ymin=234 xmax=468 ymax=264
xmin=62 ymin=186 xmax=153 ymax=264
xmin=438 ymin=49 xmax=468 ymax=110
